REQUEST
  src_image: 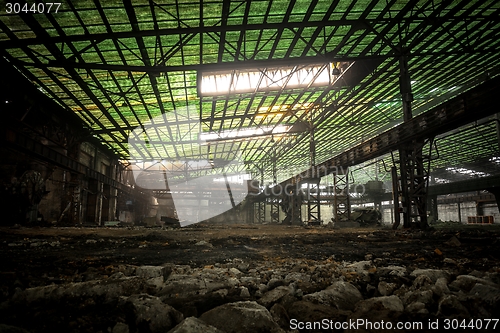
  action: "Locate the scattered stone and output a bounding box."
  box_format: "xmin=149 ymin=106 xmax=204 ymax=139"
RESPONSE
xmin=240 ymin=286 xmax=251 ymax=298
xmin=284 ymin=272 xmax=310 ymax=284
xmin=167 ymin=317 xmax=224 ymax=333
xmin=437 ymin=294 xmax=470 ymax=317
xmin=85 ymin=239 xmax=97 ymax=244
xmin=11 ymin=277 xmax=149 ymax=304
xmin=449 ymin=275 xmax=499 ymax=292
xmin=378 ymin=281 xmax=397 ymax=296
xmin=410 ymin=269 xmax=451 ymax=283
xmin=405 ymin=301 xmax=428 ymax=314
xmin=345 ymin=260 xmax=375 ymax=276
xmin=238 ymin=263 xmax=250 ymax=272
xmin=200 ymin=301 xmax=284 ymax=333
xmin=229 ymin=268 xmax=242 ymax=276
xmin=270 ymin=303 xmax=290 ymax=330
xmin=120 ymin=294 xmax=183 ymax=333
xmin=135 ymin=265 xmax=172 ymax=281
xmin=354 ymin=295 xmax=404 ymax=313
xmin=443 ymin=258 xmax=457 ymax=265
xmin=267 ymin=278 xmax=285 ymax=290
xmin=403 ymin=289 xmax=433 ymax=306
xmin=444 ymin=236 xmax=461 ymax=247
xmin=159 ymin=274 xmax=219 ymax=298
xmin=287 ymin=300 xmax=351 ymax=325
xmin=302 ymin=281 xmax=363 ymax=311
xmin=195 ymin=240 xmax=213 ymax=247
xmin=432 ymin=277 xmax=450 ymax=297
xmin=411 ymin=274 xmax=433 ymax=290
xmin=112 ymin=322 xmax=129 ymax=333
xmin=469 ymin=283 xmax=500 ymax=305
xmin=378 ymin=266 xmax=407 ymax=277
xmin=348 ymin=295 xmax=404 ymax=331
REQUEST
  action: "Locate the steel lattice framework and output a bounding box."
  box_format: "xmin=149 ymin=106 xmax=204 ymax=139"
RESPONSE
xmin=1 ymin=0 xmax=500 ymax=186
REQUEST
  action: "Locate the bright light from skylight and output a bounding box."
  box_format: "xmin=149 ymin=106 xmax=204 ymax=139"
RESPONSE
xmin=213 ymin=174 xmax=252 ymax=184
xmin=199 ymin=64 xmax=332 ymax=96
xmin=445 ymin=167 xmax=490 ymax=177
xmin=200 ymin=125 xmax=291 ymax=142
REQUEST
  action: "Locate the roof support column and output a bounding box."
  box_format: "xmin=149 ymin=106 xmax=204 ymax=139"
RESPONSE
xmin=306 ymin=109 xmax=321 ymax=224
xmin=270 ymin=151 xmax=280 ymax=224
xmin=394 ymin=49 xmax=429 ymax=229
xmin=496 ymin=113 xmax=500 ymax=150
xmin=255 ymin=167 xmax=266 ymax=224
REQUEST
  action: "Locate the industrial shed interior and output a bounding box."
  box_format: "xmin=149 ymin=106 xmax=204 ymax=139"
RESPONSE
xmin=1 ymin=1 xmax=500 ymax=332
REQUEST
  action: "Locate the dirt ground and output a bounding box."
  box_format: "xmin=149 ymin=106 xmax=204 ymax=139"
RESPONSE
xmin=1 ymin=222 xmax=500 ymax=333
xmin=1 ymin=223 xmax=500 ymax=291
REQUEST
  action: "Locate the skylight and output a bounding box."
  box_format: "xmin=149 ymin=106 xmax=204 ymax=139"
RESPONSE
xmin=198 ymin=64 xmax=333 ymax=96
xmin=200 ymin=125 xmax=291 ymax=142
xmin=445 ymin=167 xmax=490 ymax=177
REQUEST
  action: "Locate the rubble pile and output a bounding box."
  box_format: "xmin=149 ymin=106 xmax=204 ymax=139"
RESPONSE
xmin=1 ymin=257 xmax=499 ymax=332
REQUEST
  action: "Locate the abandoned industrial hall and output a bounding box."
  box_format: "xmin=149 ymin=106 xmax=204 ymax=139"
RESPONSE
xmin=1 ymin=0 xmax=500 ymax=332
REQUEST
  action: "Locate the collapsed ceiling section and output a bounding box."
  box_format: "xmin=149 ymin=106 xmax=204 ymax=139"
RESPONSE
xmin=1 ymin=0 xmax=500 ymax=184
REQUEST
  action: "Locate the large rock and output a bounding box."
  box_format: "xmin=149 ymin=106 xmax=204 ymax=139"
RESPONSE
xmin=437 ymin=294 xmax=470 ymax=317
xmin=258 ymin=286 xmax=292 ymax=308
xmin=112 ymin=322 xmax=129 ymax=333
xmin=431 ymin=277 xmax=450 ymax=297
xmin=167 ymin=317 xmax=224 ymax=333
xmin=354 ymin=295 xmax=404 ymax=313
xmin=410 ymin=269 xmax=451 ymax=283
xmin=120 ymin=294 xmax=183 ymax=333
xmin=287 ymin=301 xmax=351 ymax=324
xmin=402 ymin=290 xmax=433 ymax=306
xmin=347 ymin=296 xmax=404 ymax=332
xmin=449 ymin=275 xmax=499 ymax=292
xmin=405 ymin=301 xmax=428 ymax=314
xmin=199 ymin=301 xmax=284 ymax=333
xmin=270 ymin=303 xmax=290 ymax=330
xmin=135 ymin=265 xmax=172 ymax=281
xmin=302 ymin=281 xmax=363 ymax=311
xmin=378 ymin=281 xmax=397 ymax=296
xmin=469 ymin=283 xmax=500 ymax=306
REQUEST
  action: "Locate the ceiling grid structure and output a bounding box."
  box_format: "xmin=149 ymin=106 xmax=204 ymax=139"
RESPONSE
xmin=1 ymin=0 xmax=500 ymax=186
